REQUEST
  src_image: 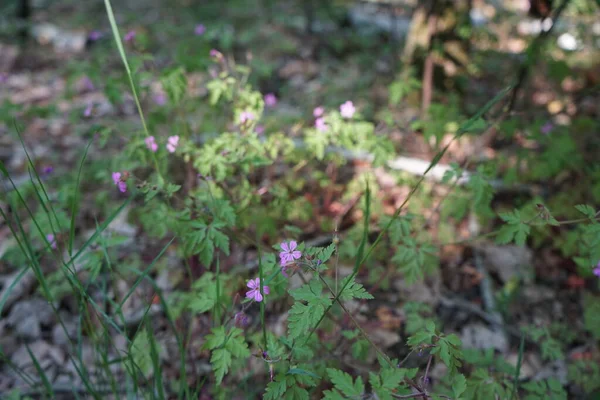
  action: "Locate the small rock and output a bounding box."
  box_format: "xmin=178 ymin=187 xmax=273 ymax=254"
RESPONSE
xmin=370 ymin=329 xmax=401 ymax=348
xmin=7 ymin=298 xmax=54 ymax=340
xmin=393 ymin=274 xmax=441 ymax=306
xmin=460 ymin=323 xmax=509 ymax=353
xmin=52 ymin=318 xmax=77 ymax=346
xmin=534 ymin=359 xmax=568 ymax=385
xmin=480 ymin=244 xmax=533 ymax=283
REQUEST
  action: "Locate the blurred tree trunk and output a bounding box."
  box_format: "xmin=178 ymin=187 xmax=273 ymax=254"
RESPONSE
xmin=402 ymin=0 xmax=472 ymax=114
xmin=17 ymin=0 xmax=31 ymax=41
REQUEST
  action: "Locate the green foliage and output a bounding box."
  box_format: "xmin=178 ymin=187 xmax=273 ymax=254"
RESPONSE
xmin=369 ymin=367 xmax=418 ymax=400
xmin=496 ymin=209 xmax=531 ymax=246
xmin=338 ymin=275 xmax=374 ymax=301
xmin=403 ymin=302 xmax=436 ymax=335
xmin=130 ymin=329 xmax=154 ymax=378
xmin=288 ymin=279 xmax=332 ymax=340
xmin=322 ymin=368 xmax=365 ymax=399
xmin=583 ymin=293 xmax=600 ymax=339
xmin=264 ymin=369 xmax=318 ymax=400
xmin=203 ymin=327 xmax=250 ymax=384
xmin=464 ymin=369 xmax=510 ymax=399
xmin=522 ymin=378 xmax=568 ymax=400
xmin=407 ymin=321 xmax=463 ymax=375
xmin=160 ymin=67 xmax=187 ymax=105
xmin=568 ymin=360 xmax=600 ymax=394
xmin=523 ymin=325 xmax=564 ymax=361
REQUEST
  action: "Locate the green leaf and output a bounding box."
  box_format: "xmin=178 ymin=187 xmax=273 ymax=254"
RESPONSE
xmin=210 ymin=348 xmax=231 ymax=384
xmin=161 ymin=67 xmax=187 ymax=105
xmin=204 ymin=327 xmax=250 ymax=384
xmin=452 ymin=373 xmax=467 ymax=398
xmin=188 ymin=295 xmax=215 ymax=314
xmin=496 ymin=210 xmax=530 ymax=246
xmin=326 ymin=368 xmax=364 ymax=397
xmin=575 ymin=204 xmax=596 ymax=219
xmin=338 ymin=276 xmax=374 ymax=301
xmin=130 ymin=330 xmax=153 ymax=378
xmin=264 ymin=379 xmax=288 ymax=400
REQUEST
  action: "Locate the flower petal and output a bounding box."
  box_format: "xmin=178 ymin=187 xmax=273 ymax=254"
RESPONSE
xmin=262 ymin=285 xmax=270 ymax=295
xmin=289 ymin=241 xmax=297 ymax=251
xmin=246 ymin=289 xmax=256 ymax=299
xmin=291 ymin=250 xmax=301 ymax=259
xmin=247 ymin=278 xmax=257 ymax=289
xmin=254 ymin=291 xmax=263 ymax=302
xmin=280 ymin=242 xmax=289 ymax=252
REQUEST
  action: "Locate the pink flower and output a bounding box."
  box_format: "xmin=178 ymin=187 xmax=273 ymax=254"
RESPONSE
xmin=313 ymin=106 xmax=324 ymax=118
xmin=194 ymin=24 xmax=206 ymax=35
xmin=264 ymin=93 xmax=277 ymax=107
xmin=124 ymin=30 xmax=136 ymax=42
xmin=112 ymin=172 xmax=127 ymax=193
xmin=166 ymin=135 xmax=179 ymax=153
xmin=80 ymin=76 xmax=94 ymax=91
xmin=279 ymin=240 xmax=301 ymax=266
xmin=246 ymin=278 xmax=269 ymax=302
xmin=145 ymin=136 xmax=158 ymax=152
xmin=46 ymin=234 xmax=57 ymax=249
xmin=594 ymin=262 xmax=600 ymax=277
xmin=315 ymin=117 xmax=327 ymax=132
xmin=84 ymin=103 xmax=93 ymax=117
xmin=239 ymin=111 xmax=255 ymax=124
xmin=153 ymin=93 xmax=166 ymax=106
xmin=340 ymin=101 xmax=355 ymax=119
xmin=255 ymin=125 xmax=265 ymax=135
xmin=210 ymin=49 xmax=222 ymax=59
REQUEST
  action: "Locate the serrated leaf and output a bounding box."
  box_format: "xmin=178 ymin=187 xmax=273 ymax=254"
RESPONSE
xmin=338 ymin=276 xmax=374 ymax=301
xmin=326 ymin=368 xmax=364 ymax=397
xmin=210 ymin=348 xmax=231 ymax=384
xmin=188 ymin=295 xmax=215 ymax=314
xmin=264 ymin=379 xmax=287 ymax=400
xmin=575 ymin=204 xmax=596 ymax=219
xmin=452 ymin=373 xmax=467 ymax=398
xmin=130 ymin=330 xmax=153 ymax=378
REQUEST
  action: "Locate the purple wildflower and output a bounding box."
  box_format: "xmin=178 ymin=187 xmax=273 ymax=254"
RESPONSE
xmin=315 ymin=117 xmax=327 ymax=132
xmin=593 ymin=262 xmax=600 ymax=277
xmin=166 ymin=135 xmax=179 ymax=153
xmin=124 ymin=30 xmax=136 ymax=42
xmin=46 ymin=234 xmax=57 ymax=250
xmin=264 ymin=93 xmax=277 ymax=108
xmin=194 ymin=24 xmax=206 ymax=35
xmin=145 ymin=136 xmax=158 ymax=152
xmin=42 ymin=165 xmax=54 ymax=175
xmin=239 ymin=111 xmax=255 ymax=124
xmin=246 ymin=278 xmax=270 ymax=302
xmin=340 ymin=101 xmax=356 ymax=119
xmin=84 ymin=103 xmax=93 ymax=117
xmin=153 ymin=93 xmax=166 ymax=106
xmin=313 ymin=106 xmax=324 ymax=118
xmin=210 ymin=49 xmax=223 ymax=59
xmin=112 ymin=172 xmax=127 ymax=193
xmin=80 ymin=76 xmax=95 ymax=91
xmin=279 ymin=240 xmax=301 ymax=266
